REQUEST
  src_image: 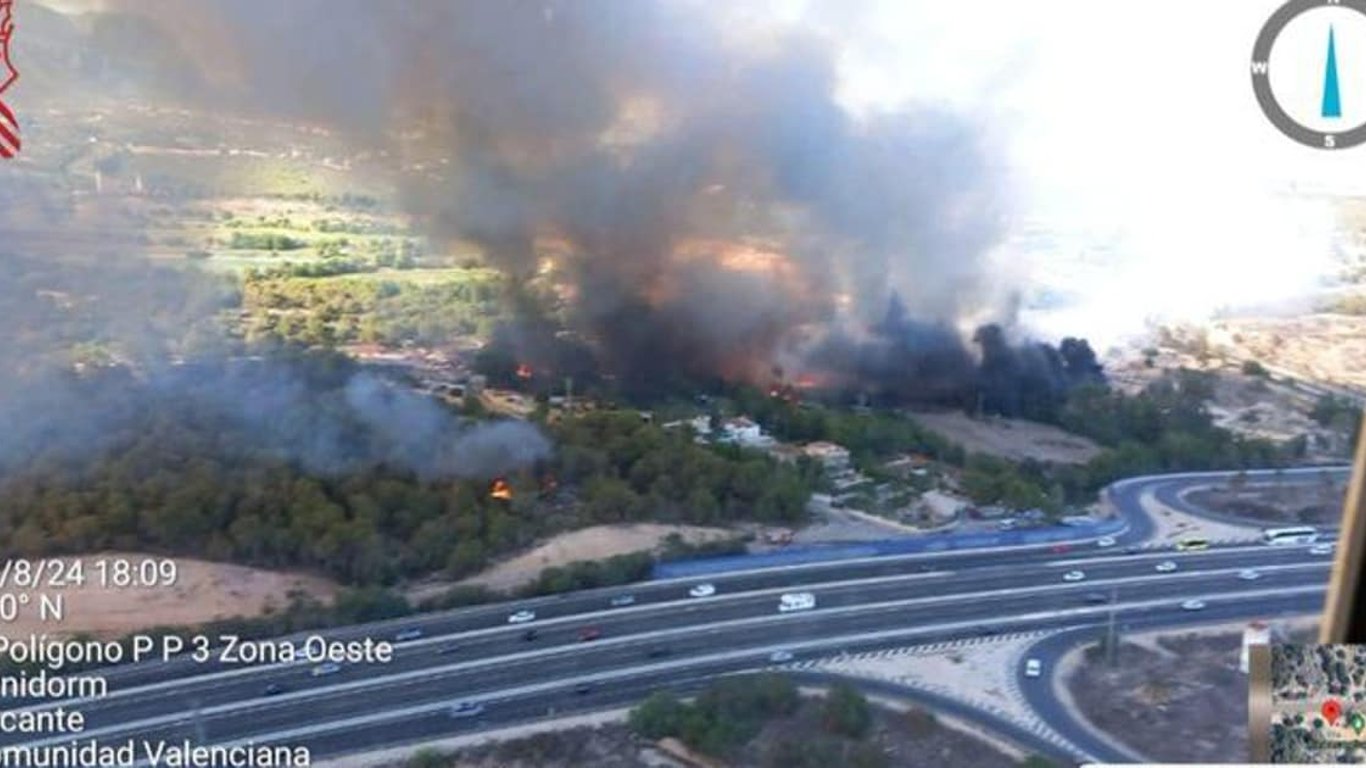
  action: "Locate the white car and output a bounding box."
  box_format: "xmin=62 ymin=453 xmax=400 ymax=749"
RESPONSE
xmin=394 ymin=628 xmax=424 ymax=642
xmin=1310 ymin=543 xmax=1336 ymax=556
xmin=1096 ymin=536 xmax=1117 ymax=548
xmin=1154 ymin=560 xmax=1178 ymax=573
xmin=1237 ymin=569 xmax=1261 ymax=581
xmin=1062 ymin=570 xmax=1086 ymax=582
xmin=778 ymin=592 xmax=816 ymax=613
xmin=688 ymin=583 xmax=717 ymax=598
xmin=769 ymin=650 xmax=795 ymax=663
xmin=311 ymin=662 xmax=341 ymax=677
xmin=1180 ymin=599 xmax=1206 ymax=611
xmin=507 ymin=610 xmax=536 ymax=624
xmin=1024 ymin=658 xmax=1043 ymax=678
xmin=609 ymin=594 xmax=637 ymax=608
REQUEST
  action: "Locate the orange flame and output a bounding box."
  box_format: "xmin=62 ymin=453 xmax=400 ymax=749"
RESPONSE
xmin=490 ymin=478 xmax=514 ymax=500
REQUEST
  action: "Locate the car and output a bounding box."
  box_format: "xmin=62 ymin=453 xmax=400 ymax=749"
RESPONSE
xmin=688 ymin=583 xmax=717 ymax=598
xmin=1050 ymin=544 xmax=1071 ymax=554
xmin=1155 ymin=560 xmax=1178 ymax=573
xmin=310 ymin=662 xmax=341 ymax=678
xmin=1123 ymin=545 xmax=1141 ymax=555
xmin=1024 ymin=658 xmax=1043 ymax=678
xmin=578 ymin=626 xmax=602 ymax=642
xmin=507 ymin=609 xmax=536 ymax=624
xmin=1096 ymin=536 xmax=1117 ymax=548
xmin=1311 ymin=543 xmax=1336 ymax=556
xmin=522 ymin=628 xmax=539 ymax=642
xmin=768 ymin=650 xmax=795 ymax=663
xmin=394 ymin=628 xmax=424 ymax=642
xmin=1181 ymin=599 xmax=1206 ymax=611
xmin=437 ymin=644 xmax=460 ymax=656
xmin=573 ymin=682 xmax=593 ymax=696
xmin=609 ymin=594 xmax=637 ymax=608
xmin=1082 ymin=592 xmax=1108 ymax=605
xmin=1175 ymin=538 xmax=1209 ymax=552
xmin=645 ymin=647 xmax=672 ymax=659
xmin=1237 ymin=568 xmax=1261 ymax=581
xmin=778 ymin=592 xmax=816 ymax=613
xmin=1062 ymin=570 xmax=1086 ymax=582
xmin=449 ymin=701 xmax=485 ymax=718
xmin=263 ymin=683 xmax=286 ymax=697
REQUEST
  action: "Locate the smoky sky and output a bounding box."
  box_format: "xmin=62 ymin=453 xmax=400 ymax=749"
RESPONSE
xmin=0 ymin=183 xmax=550 ymax=479
xmin=106 ymin=0 xmax=1012 ymax=391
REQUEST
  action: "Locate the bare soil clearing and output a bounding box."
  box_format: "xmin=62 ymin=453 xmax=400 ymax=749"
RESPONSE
xmin=417 ymin=524 xmax=733 ymax=597
xmin=910 ymin=410 xmax=1102 ymax=465
xmin=1 ymin=553 xmax=337 ymax=639
xmin=1187 ymin=478 xmax=1348 ymax=527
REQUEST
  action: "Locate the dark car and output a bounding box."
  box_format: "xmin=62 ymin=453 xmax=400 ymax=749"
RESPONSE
xmin=578 ymin=626 xmax=602 ymax=642
xmin=437 ymin=644 xmax=460 ymax=656
xmin=263 ymin=683 xmax=286 ymax=697
xmin=522 ymin=628 xmax=539 ymax=642
xmin=573 ymin=682 xmax=593 ymax=695
xmin=1082 ymin=592 xmax=1108 ymax=605
xmin=646 ymin=646 xmax=672 ymax=659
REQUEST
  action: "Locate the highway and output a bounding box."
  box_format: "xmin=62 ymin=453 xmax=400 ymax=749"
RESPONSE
xmin=0 ymin=467 xmax=1346 ymax=764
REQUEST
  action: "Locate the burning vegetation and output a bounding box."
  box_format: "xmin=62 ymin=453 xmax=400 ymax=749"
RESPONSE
xmin=103 ymin=0 xmax=1058 ymax=406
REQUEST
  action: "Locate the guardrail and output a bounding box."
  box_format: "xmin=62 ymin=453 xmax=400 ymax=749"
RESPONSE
xmin=653 ymin=518 xmax=1128 ymax=579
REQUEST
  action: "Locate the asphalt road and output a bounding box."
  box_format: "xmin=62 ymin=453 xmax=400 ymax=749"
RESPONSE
xmin=0 ymin=467 xmax=1345 ymax=763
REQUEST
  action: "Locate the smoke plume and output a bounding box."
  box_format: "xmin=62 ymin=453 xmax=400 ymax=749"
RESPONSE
xmin=104 ymin=0 xmax=1014 ymax=396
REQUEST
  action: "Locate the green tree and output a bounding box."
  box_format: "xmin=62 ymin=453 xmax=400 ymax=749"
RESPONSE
xmin=629 ymin=691 xmax=687 ymax=740
xmin=822 ymin=681 xmax=872 ymax=738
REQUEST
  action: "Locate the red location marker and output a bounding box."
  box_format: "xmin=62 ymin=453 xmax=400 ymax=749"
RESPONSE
xmin=1323 ymin=699 xmax=1343 ymax=724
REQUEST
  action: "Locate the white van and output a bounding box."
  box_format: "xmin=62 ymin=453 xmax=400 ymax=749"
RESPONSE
xmin=778 ymin=592 xmax=816 ymax=613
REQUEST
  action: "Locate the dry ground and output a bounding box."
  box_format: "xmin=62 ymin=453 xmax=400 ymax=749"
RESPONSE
xmin=1187 ymin=478 xmax=1348 ymax=527
xmin=1 ymin=553 xmax=338 ymax=639
xmin=909 ymin=410 xmax=1102 ymax=465
xmin=1211 ymin=315 xmax=1366 ymax=391
xmin=407 ymin=524 xmax=734 ymax=600
xmin=368 ymin=698 xmax=1021 ymax=768
xmin=1066 ymin=622 xmax=1319 ymax=763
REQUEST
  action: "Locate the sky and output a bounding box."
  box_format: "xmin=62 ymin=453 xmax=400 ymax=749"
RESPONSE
xmin=756 ymin=0 xmax=1366 ymax=347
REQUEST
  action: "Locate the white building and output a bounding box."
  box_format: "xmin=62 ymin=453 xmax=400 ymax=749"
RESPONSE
xmin=719 ymin=416 xmax=774 ymax=448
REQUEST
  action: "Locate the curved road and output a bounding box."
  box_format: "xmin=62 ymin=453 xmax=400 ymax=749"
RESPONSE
xmin=0 ymin=467 xmax=1346 ymax=765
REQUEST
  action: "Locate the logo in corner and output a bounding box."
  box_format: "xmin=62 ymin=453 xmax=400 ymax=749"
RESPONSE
xmin=0 ymin=0 xmax=18 ymax=158
xmin=1252 ymin=0 xmax=1366 ymax=150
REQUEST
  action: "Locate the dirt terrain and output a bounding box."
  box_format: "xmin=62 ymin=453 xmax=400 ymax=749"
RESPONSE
xmin=909 ymin=410 xmax=1102 ymax=465
xmin=1067 ymin=623 xmax=1318 ymax=763
xmin=1104 ymin=342 xmax=1355 ymax=458
xmin=418 ymin=524 xmax=733 ymax=597
xmin=1186 ymin=475 xmax=1348 ymax=527
xmin=1211 ymin=315 xmax=1366 ymax=391
xmin=1 ymin=553 xmax=338 ymax=639
xmin=384 ymin=700 xmax=1021 ymax=768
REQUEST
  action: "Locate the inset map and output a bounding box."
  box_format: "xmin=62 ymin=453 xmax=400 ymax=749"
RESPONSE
xmin=1270 ymin=644 xmax=1366 ymax=763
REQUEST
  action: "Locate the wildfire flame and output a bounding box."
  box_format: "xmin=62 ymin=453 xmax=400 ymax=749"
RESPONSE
xmin=490 ymin=478 xmax=514 ymax=501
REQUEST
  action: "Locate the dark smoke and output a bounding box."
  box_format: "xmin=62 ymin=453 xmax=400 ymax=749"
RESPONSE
xmin=0 ymin=188 xmax=549 ymax=478
xmin=103 ymin=0 xmax=1014 ymax=397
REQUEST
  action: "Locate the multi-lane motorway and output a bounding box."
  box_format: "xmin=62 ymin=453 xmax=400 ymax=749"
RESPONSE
xmin=1 ymin=467 xmax=1349 ymax=765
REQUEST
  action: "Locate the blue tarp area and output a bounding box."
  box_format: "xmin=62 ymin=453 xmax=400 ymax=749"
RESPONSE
xmin=651 ymin=518 xmax=1129 ymax=579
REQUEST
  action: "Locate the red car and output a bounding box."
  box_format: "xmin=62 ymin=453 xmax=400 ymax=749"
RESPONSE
xmin=578 ymin=627 xmax=602 ymax=642
xmin=1051 ymin=543 xmax=1070 ymax=554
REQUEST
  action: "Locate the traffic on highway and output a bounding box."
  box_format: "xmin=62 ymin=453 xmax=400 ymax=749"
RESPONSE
xmin=0 ymin=468 xmax=1342 ymax=764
